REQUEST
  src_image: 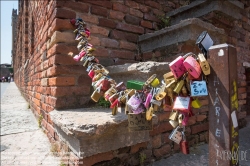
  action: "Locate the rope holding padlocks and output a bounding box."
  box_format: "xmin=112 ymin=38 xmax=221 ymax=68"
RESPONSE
xmin=69 ymin=18 xmax=213 ymax=155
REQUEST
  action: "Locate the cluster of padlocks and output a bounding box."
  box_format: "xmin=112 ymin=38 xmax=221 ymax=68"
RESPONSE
xmin=70 ymin=18 xmax=213 ymax=154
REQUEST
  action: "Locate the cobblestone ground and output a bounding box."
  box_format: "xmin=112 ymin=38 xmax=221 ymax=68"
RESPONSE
xmin=0 ymin=82 xmax=60 ymax=166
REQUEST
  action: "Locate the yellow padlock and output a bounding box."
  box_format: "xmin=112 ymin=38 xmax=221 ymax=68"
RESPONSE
xmin=145 ymin=74 xmax=157 ymax=86
xmin=191 ymin=98 xmax=202 ymax=108
xmin=146 ymin=106 xmax=154 ymax=121
xmin=151 ymin=78 xmax=160 ymax=87
xmin=173 ymin=80 xmax=184 ymax=94
xmin=155 ymin=92 xmax=167 ymax=101
xmin=198 ymin=53 xmax=210 ymax=75
xmin=169 ymin=110 xmax=179 ymax=120
xmin=178 ymin=114 xmax=183 ymax=127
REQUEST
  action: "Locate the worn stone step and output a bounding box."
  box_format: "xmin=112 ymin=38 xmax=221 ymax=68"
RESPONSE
xmin=49 ymin=61 xmax=169 ymax=159
xmin=139 ymin=18 xmax=226 ymax=55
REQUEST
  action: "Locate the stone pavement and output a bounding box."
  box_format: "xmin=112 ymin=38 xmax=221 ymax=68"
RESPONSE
xmin=149 ymin=116 xmax=250 ymax=166
xmin=0 ymin=82 xmax=60 ymax=166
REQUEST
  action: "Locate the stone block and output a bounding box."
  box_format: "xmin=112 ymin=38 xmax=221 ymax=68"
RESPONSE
xmin=48 ymin=31 xmax=76 ymax=49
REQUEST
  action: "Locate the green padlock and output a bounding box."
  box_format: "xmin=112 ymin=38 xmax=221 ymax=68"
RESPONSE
xmin=127 ymin=80 xmax=144 ymax=90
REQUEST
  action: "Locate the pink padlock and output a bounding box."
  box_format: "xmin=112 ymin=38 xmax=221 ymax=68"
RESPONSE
xmin=73 ymin=50 xmax=86 ymax=61
xmin=169 ymin=56 xmax=187 ymax=79
xmin=88 ymin=69 xmax=95 ymax=78
xmin=183 ymin=56 xmax=201 ymax=79
xmin=144 ymin=92 xmax=152 ymax=109
xmin=182 ymin=113 xmax=189 ymax=126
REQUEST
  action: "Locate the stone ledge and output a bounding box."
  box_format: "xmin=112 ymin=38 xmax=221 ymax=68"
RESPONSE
xmin=49 ymin=61 xmax=169 ymax=158
xmin=166 ymin=0 xmax=244 ymax=25
xmin=139 ymin=18 xmax=226 ymax=53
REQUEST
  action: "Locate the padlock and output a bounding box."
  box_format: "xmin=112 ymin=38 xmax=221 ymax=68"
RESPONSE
xmin=92 ymin=73 xmax=103 ymax=82
xmin=180 ymin=131 xmax=189 ymax=154
xmin=88 ymin=69 xmax=95 ymax=78
xmin=132 ymin=104 xmax=145 ymax=114
xmin=150 ymin=98 xmax=162 ymax=106
xmin=169 ymin=126 xmax=183 ymax=144
xmin=110 ymin=98 xmax=119 ymax=109
xmin=155 ymin=85 xmax=167 ymax=101
xmin=83 ymin=59 xmax=89 ymax=67
xmin=178 ymin=114 xmax=183 ymax=127
xmin=146 ymin=105 xmax=154 ymax=121
xmin=109 ymin=93 xmax=119 ymax=103
xmin=183 ymin=56 xmax=201 ymax=79
xmin=169 ymin=110 xmax=179 ymax=120
xmin=112 ymin=105 xmax=118 ymax=116
xmin=100 ymin=79 xmax=111 ymax=92
xmin=163 ymin=71 xmax=174 ymax=80
xmin=144 ymin=74 xmax=157 ymax=86
xmin=173 ymin=96 xmax=191 ymax=113
xmin=91 ymin=88 xmax=102 ymax=102
xmin=181 ymin=85 xmax=188 ymax=97
xmin=169 ymin=56 xmax=187 ymax=79
xmin=182 ymin=113 xmax=189 ymax=126
xmin=173 ymin=80 xmax=184 ymax=94
xmin=144 ymin=90 xmax=153 ymax=109
xmin=190 ymin=80 xmax=208 ymax=97
xmin=73 ymin=50 xmax=86 ymax=62
xmin=166 ymin=79 xmax=177 ymax=90
xmin=191 ymin=98 xmax=202 ymax=108
xmin=86 ymin=63 xmax=93 ymax=72
xmin=127 ymin=80 xmax=144 ymax=90
xmin=104 ymin=87 xmax=117 ymax=101
xmin=198 ymin=53 xmax=210 ymax=75
xmin=150 ymin=78 xmax=160 ymax=87
xmin=126 ymin=89 xmax=136 ymax=97
xmin=115 ymin=82 xmax=126 ymax=92
xmin=126 ymin=94 xmax=142 ymax=111
xmin=169 ymin=120 xmax=179 ymax=128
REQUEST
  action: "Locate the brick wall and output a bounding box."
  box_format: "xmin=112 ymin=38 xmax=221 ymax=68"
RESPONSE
xmin=13 ymin=0 xmax=249 ymax=165
xmin=246 ymin=69 xmax=250 ymax=115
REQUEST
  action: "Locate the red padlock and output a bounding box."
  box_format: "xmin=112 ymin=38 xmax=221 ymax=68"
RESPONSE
xmin=88 ymin=70 xmax=95 ymax=78
xmin=110 ymin=98 xmax=119 ymax=108
xmin=180 ymin=131 xmax=189 ymax=154
xmin=169 ymin=56 xmax=187 ymax=79
xmin=101 ymin=79 xmax=111 ymax=92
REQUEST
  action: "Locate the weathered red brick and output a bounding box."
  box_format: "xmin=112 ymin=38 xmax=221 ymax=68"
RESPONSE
xmin=125 ymin=1 xmax=140 ymax=9
xmin=156 ymin=111 xmax=171 ymax=122
xmin=124 ymin=14 xmax=140 ymax=25
xmin=191 ymin=122 xmax=208 ymax=134
xmin=113 ymin=2 xmax=129 ymax=13
xmin=61 ymin=1 xmax=89 ymax=13
xmin=144 ymin=13 xmax=160 ymax=22
xmin=99 ymin=18 xmax=117 ymax=29
xmin=116 ymin=22 xmax=144 ymax=34
xmin=79 ymin=13 xmax=99 ymax=24
xmin=53 ymin=8 xmax=76 ymax=19
xmin=81 ymin=151 xmax=114 ymax=166
xmin=120 ymin=41 xmax=137 ymax=50
xmin=89 ymin=24 xmax=109 ymax=36
xmin=110 ymin=30 xmax=138 ymax=42
xmin=196 ymin=114 xmax=207 ymax=122
xmin=91 ymin=5 xmax=108 ymax=17
xmin=145 ymin=1 xmax=161 ymax=9
xmin=161 ymin=132 xmax=171 ymax=144
xmin=152 ymin=134 xmax=162 ymax=148
xmin=141 ymin=20 xmax=152 ymax=29
xmin=51 ymin=86 xmax=91 ymax=97
xmin=53 ymin=54 xmax=77 ymax=65
xmin=109 ymin=10 xmax=125 ymax=21
xmin=153 ymin=144 xmax=171 ymax=158
xmin=150 ymin=121 xmax=172 ymax=136
xmin=83 ymin=0 xmax=112 ymax=9
xmin=130 ymin=142 xmax=148 ymax=154
xmin=89 ymin=36 xmax=101 ymax=46
xmin=47 ymin=44 xmax=78 ymax=58
xmin=93 ymin=47 xmax=110 ymax=57
xmin=130 ymin=8 xmax=143 ymax=18
xmin=139 ymin=4 xmax=150 ymax=13
xmin=101 ymin=38 xmax=119 ymax=48
xmin=49 ymin=77 xmax=76 ymax=86
xmin=110 ymin=50 xmax=135 ymax=59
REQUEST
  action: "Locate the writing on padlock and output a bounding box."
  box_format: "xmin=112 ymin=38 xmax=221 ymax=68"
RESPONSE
xmin=190 ymin=80 xmax=208 ymax=97
xmin=173 ymin=96 xmax=191 ymax=112
xmin=169 ymin=126 xmax=183 ymax=144
xmin=169 ymin=56 xmax=187 ymax=79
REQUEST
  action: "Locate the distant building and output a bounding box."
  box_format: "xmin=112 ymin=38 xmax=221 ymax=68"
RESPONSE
xmin=11 ymin=9 xmax=18 ymax=68
xmin=0 ymin=63 xmax=12 ymax=78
